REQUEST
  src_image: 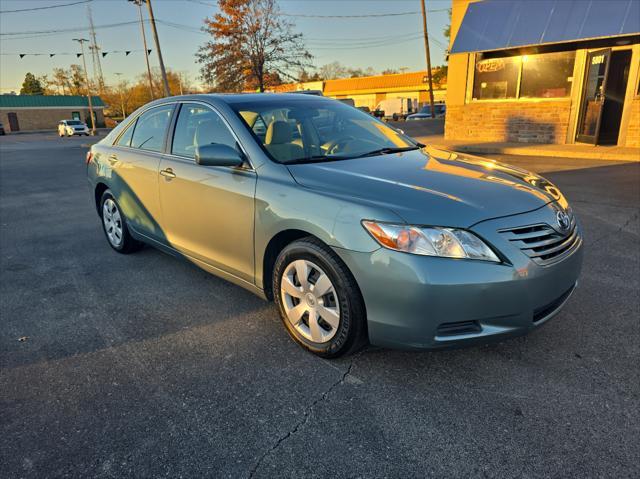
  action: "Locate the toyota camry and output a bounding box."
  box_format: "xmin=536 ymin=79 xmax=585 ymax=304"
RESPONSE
xmin=87 ymin=94 xmax=583 ymax=357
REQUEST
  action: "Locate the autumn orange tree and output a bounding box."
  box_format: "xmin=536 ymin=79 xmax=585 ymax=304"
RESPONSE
xmin=196 ymin=0 xmax=311 ymax=92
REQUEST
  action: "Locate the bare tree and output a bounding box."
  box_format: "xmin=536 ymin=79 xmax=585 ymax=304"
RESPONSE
xmin=196 ymin=0 xmax=312 ymax=92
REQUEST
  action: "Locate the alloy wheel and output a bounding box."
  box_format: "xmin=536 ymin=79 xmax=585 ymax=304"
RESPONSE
xmin=280 ymin=259 xmax=341 ymax=343
xmin=102 ymin=198 xmax=123 ymax=247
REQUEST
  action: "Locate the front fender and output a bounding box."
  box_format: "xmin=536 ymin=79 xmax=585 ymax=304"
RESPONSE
xmin=253 ymin=162 xmax=402 ymax=289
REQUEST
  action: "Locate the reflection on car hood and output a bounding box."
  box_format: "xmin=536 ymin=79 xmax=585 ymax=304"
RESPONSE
xmin=287 ymin=146 xmax=567 ymax=227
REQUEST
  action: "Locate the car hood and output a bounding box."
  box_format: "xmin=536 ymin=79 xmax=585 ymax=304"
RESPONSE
xmin=287 ymin=146 xmax=566 ymax=227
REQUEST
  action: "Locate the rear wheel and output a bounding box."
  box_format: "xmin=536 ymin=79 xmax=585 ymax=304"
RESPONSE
xmin=99 ymin=190 xmax=143 ymax=254
xmin=273 ymin=237 xmax=367 ymax=358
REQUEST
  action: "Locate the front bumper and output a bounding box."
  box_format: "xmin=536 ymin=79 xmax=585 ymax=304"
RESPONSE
xmin=335 ymin=204 xmax=584 ymax=350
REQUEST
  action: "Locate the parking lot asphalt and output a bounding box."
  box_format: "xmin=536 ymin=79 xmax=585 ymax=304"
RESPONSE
xmin=1 ymin=132 xmax=639 ymax=478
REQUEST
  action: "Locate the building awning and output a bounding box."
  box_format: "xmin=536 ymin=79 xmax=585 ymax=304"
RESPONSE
xmin=450 ymin=0 xmax=640 ymax=54
xmin=0 ymin=95 xmax=105 ymax=109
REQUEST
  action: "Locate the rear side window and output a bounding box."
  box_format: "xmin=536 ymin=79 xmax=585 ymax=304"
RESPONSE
xmin=171 ymin=103 xmax=237 ymax=159
xmin=116 ymin=120 xmax=136 ymax=147
xmin=130 ymin=105 xmax=174 ymax=152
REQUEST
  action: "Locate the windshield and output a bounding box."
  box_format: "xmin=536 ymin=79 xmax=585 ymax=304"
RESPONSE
xmin=419 ymin=105 xmax=445 ymax=115
xmin=231 ymin=98 xmax=418 ymax=164
xmin=66 ymin=120 xmax=83 ymax=125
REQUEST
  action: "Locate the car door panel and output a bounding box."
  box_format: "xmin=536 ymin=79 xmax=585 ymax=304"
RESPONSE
xmin=106 ymin=104 xmax=175 ymax=243
xmin=109 ymin=147 xmax=165 ymax=242
xmin=158 ymin=102 xmax=257 ymax=283
xmin=158 ymin=159 xmax=256 ymax=281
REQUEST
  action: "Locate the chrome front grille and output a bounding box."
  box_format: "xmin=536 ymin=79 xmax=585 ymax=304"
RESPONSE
xmin=499 ymin=215 xmax=581 ymax=265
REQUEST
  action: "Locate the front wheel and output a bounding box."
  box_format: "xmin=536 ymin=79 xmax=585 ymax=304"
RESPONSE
xmin=273 ymin=237 xmax=367 ymax=358
xmin=99 ymin=190 xmax=143 ymax=254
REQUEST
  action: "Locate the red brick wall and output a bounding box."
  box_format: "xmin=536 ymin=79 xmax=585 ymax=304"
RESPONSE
xmin=625 ymin=98 xmax=640 ymax=147
xmin=445 ymin=100 xmax=572 ymax=144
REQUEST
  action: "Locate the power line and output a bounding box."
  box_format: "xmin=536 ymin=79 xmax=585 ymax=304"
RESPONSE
xmin=0 ymin=21 xmax=140 ymax=37
xmin=279 ymin=10 xmax=448 ymax=18
xmin=0 ymin=0 xmax=92 ymax=14
xmin=183 ymin=0 xmax=448 ymax=17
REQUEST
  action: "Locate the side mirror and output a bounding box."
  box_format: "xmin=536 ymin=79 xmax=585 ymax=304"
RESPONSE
xmin=195 ymin=143 xmax=245 ymax=167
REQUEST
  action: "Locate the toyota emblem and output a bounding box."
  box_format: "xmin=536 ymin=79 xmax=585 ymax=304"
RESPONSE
xmin=556 ymin=210 xmax=571 ymax=232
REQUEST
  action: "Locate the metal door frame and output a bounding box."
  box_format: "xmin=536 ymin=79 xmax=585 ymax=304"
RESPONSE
xmin=576 ymin=48 xmax=612 ymax=145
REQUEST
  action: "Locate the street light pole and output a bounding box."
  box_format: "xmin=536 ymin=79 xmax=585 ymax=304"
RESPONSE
xmin=420 ymin=0 xmax=436 ymax=118
xmin=145 ymin=0 xmax=171 ymax=97
xmin=73 ymin=38 xmax=96 ymax=135
xmin=130 ymin=0 xmax=154 ymax=100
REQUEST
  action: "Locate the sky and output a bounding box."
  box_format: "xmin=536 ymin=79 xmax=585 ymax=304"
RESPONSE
xmin=0 ymin=0 xmax=452 ymax=94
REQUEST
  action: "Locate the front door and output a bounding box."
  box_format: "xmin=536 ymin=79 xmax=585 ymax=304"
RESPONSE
xmin=7 ymin=112 xmax=19 ymax=132
xmin=158 ymin=103 xmax=256 ymax=282
xmin=576 ymin=49 xmax=611 ymax=144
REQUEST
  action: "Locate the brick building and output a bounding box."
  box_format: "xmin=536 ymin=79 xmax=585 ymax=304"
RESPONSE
xmin=269 ymin=71 xmax=446 ymax=111
xmin=0 ymin=95 xmax=105 ymax=132
xmin=445 ymin=0 xmax=640 ymax=147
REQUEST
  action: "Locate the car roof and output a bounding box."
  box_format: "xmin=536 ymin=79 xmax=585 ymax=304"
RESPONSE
xmin=146 ymin=92 xmax=335 ymax=107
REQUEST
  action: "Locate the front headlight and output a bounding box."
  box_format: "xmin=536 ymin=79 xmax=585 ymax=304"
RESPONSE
xmin=362 ymin=220 xmax=500 ymax=262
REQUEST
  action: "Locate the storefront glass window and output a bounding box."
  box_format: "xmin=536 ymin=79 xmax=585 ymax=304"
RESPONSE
xmin=472 ymin=56 xmax=520 ymax=100
xmin=520 ymin=52 xmax=575 ymax=98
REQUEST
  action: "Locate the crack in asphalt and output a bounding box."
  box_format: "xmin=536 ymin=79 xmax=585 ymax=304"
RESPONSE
xmin=589 ymin=210 xmax=640 ymax=245
xmin=247 ymin=352 xmax=362 ymax=478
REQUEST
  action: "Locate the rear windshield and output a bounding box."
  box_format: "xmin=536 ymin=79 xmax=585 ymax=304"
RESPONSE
xmin=66 ymin=120 xmax=83 ymax=125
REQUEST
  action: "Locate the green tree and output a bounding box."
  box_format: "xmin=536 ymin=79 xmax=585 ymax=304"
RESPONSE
xmin=20 ymin=72 xmax=45 ymax=95
xmin=197 ymin=0 xmax=312 ymax=92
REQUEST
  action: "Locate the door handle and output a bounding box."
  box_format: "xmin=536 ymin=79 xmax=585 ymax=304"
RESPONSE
xmin=108 ymin=154 xmax=118 ymax=164
xmin=159 ymin=168 xmax=176 ymax=179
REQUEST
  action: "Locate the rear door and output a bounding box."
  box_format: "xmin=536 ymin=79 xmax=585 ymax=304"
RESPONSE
xmin=107 ymin=103 xmax=175 ymax=242
xmin=158 ymin=102 xmax=256 ymax=282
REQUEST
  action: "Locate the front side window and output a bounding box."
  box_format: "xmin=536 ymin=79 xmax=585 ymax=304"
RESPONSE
xmin=232 ymin=99 xmax=417 ymax=164
xmin=473 ymin=56 xmax=521 ymax=100
xmin=520 ymin=51 xmax=575 ymax=98
xmin=130 ymin=105 xmax=174 ymax=152
xmin=171 ymin=103 xmax=237 ymax=158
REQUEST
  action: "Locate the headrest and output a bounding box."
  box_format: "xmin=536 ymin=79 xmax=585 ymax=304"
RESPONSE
xmin=265 ymin=121 xmax=292 ymax=145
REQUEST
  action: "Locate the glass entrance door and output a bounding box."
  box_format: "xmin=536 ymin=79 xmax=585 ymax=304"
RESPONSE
xmin=576 ymin=49 xmax=611 ymax=144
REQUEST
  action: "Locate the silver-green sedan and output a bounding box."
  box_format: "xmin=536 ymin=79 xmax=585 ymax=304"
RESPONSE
xmin=87 ymin=94 xmax=583 ymax=357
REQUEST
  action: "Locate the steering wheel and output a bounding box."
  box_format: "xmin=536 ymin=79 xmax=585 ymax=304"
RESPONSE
xmin=325 ymin=136 xmax=356 ymax=155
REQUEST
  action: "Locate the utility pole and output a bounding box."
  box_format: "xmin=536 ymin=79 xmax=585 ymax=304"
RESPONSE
xmin=87 ymin=5 xmax=105 ymax=95
xmin=420 ymin=0 xmax=436 ymax=118
xmin=145 ymin=0 xmax=171 ymax=97
xmin=114 ymin=72 xmax=127 ymax=119
xmin=73 ymin=38 xmax=96 ymax=135
xmin=129 ymin=0 xmax=154 ymax=100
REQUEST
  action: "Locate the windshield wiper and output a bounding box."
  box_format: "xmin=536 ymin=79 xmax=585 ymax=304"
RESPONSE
xmin=285 ymin=155 xmax=351 ymax=165
xmin=285 ymin=146 xmax=421 ymax=165
xmin=351 ymin=146 xmax=420 ymax=159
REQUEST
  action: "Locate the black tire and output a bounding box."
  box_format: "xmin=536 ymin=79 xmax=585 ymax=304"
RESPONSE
xmin=273 ymin=237 xmax=367 ymax=358
xmin=99 ymin=189 xmax=143 ymax=254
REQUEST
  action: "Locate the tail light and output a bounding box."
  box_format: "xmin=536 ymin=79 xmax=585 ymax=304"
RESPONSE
xmin=86 ymin=151 xmax=93 ymax=164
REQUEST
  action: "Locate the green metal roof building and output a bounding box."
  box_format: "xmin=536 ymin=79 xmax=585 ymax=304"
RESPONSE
xmin=0 ymin=95 xmax=106 ymax=132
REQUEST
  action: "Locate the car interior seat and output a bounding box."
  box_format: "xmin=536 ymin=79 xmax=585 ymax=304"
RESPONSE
xmin=265 ymin=120 xmax=304 ymax=162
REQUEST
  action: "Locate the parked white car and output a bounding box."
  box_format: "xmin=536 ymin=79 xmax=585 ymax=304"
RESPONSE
xmin=58 ymin=120 xmax=89 ymax=137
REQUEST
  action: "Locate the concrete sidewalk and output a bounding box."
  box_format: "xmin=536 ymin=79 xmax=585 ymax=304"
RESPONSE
xmin=415 ymin=134 xmax=640 ymax=161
